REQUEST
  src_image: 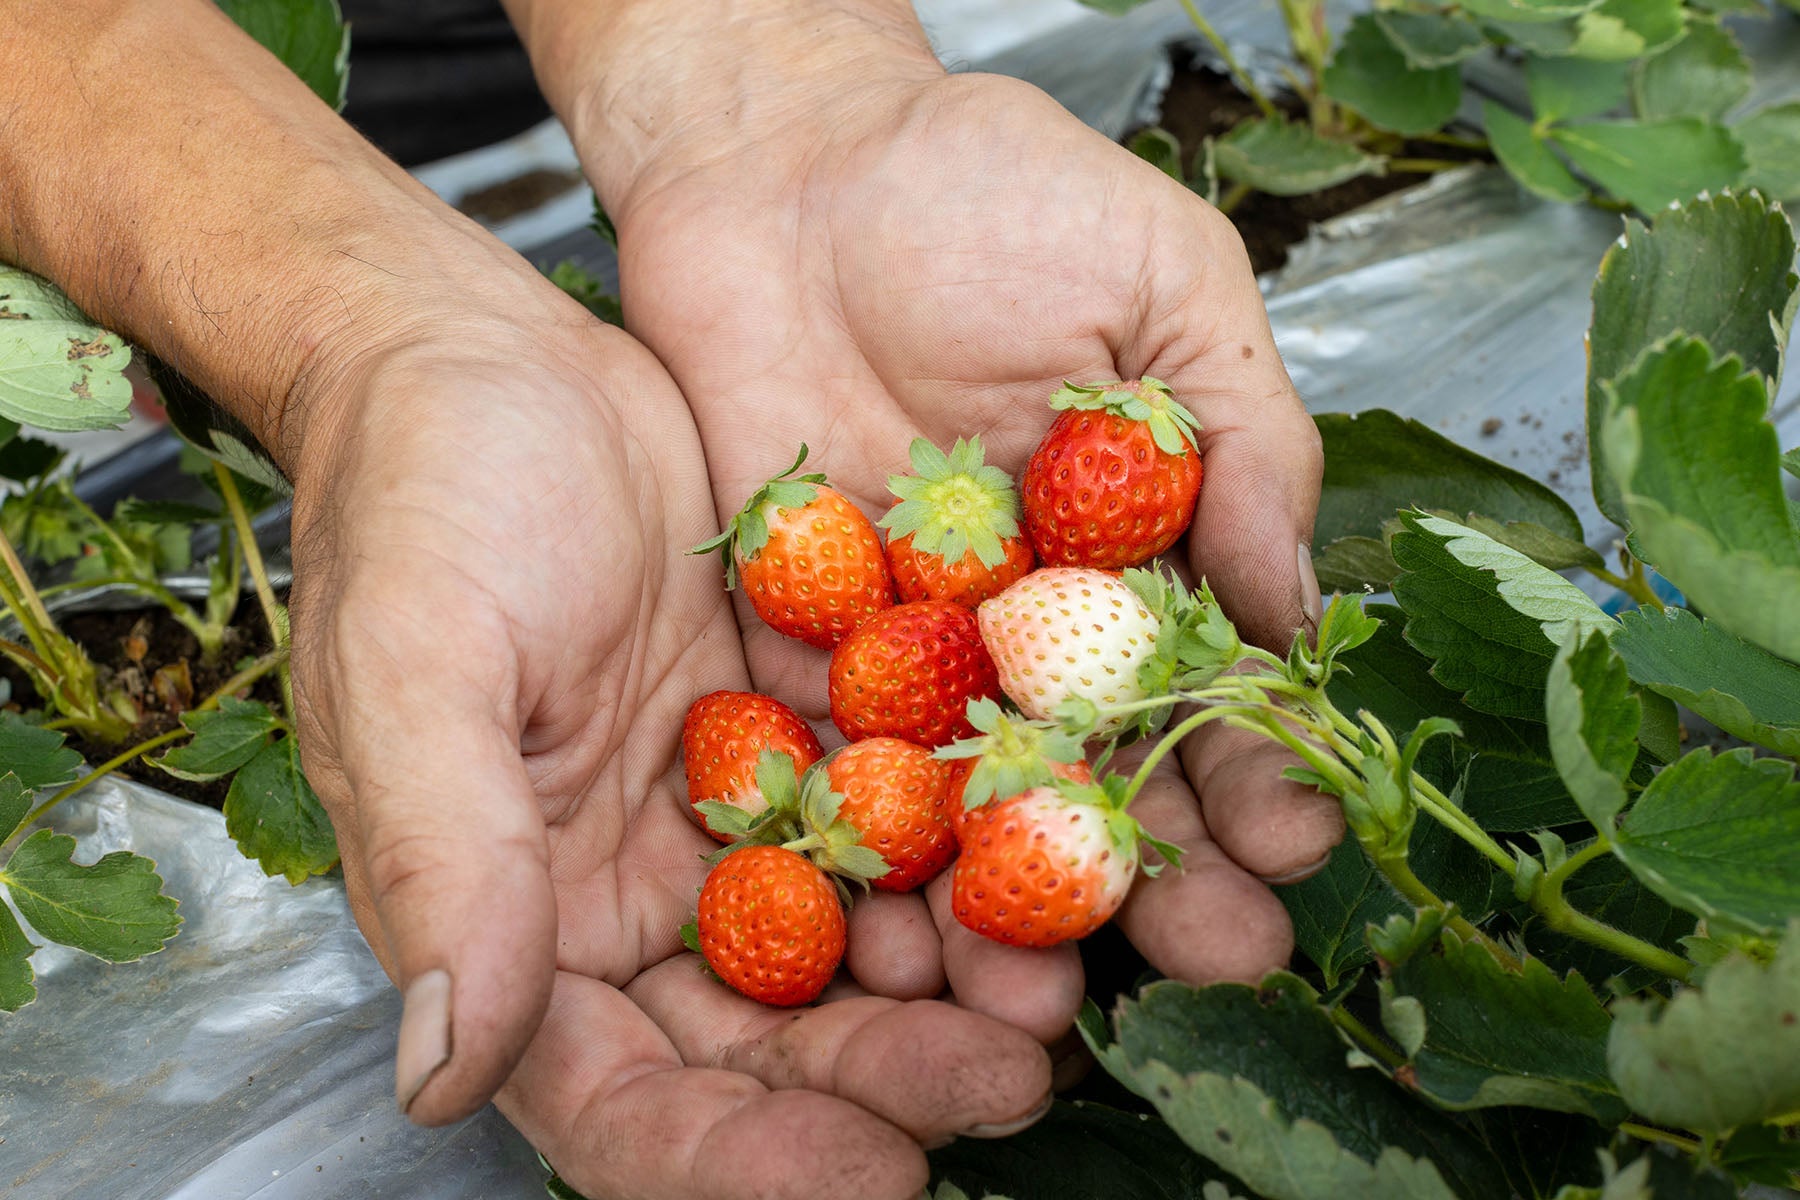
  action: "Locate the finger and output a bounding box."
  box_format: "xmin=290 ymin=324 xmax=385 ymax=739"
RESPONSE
xmin=1112 ymin=762 xmax=1295 ymax=986
xmin=500 ymin=973 xmax=929 ymax=1200
xmin=308 ymin=608 xmax=558 ymax=1128
xmin=845 ymin=890 xmax=947 ymax=1000
xmin=925 ymin=868 xmax=1087 ymax=1045
xmin=1183 ymin=723 xmax=1344 ymax=883
xmin=630 ymin=959 xmax=1052 ymax=1145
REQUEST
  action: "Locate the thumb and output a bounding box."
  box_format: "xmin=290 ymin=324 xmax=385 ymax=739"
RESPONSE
xmin=313 ymin=656 xmax=558 ymax=1128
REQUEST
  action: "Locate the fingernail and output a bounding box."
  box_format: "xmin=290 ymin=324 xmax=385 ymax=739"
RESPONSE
xmin=962 ymin=1092 xmax=1052 ymax=1139
xmin=1259 ymin=850 xmax=1333 ymax=885
xmin=1297 ymin=542 xmax=1322 ymax=634
xmin=396 ymin=968 xmax=453 ymax=1117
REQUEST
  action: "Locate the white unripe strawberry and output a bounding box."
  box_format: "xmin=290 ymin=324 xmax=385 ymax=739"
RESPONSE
xmin=976 ymin=567 xmax=1159 ymax=735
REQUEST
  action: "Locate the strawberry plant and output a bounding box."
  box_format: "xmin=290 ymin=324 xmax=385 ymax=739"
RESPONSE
xmin=921 ymin=189 xmax=1800 ymax=1199
xmin=1087 ymin=0 xmax=1800 ymax=218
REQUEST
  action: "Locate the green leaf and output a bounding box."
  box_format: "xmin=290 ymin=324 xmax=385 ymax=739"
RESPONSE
xmin=1613 ymin=608 xmax=1800 ymax=756
xmin=0 ymin=900 xmax=37 ymax=1011
xmin=1545 ymin=630 xmax=1638 ymax=830
xmin=545 ymin=260 xmax=623 ymax=327
xmin=1611 ymin=749 xmax=1800 ymax=937
xmin=223 ymin=736 xmax=338 ymax=885
xmin=1390 ymin=512 xmax=1615 ymax=721
xmin=929 ymin=1100 xmax=1245 ymax=1200
xmin=1212 ymin=118 xmax=1384 ymax=197
xmin=1586 ymin=191 xmax=1798 ymax=526
xmin=1088 ymin=975 xmax=1509 ymax=1200
xmin=1607 ymin=927 xmax=1800 ymax=1133
xmin=1128 ymin=128 xmax=1184 ymax=181
xmin=1455 ymin=754 xmax=1583 ymax=831
xmin=1603 ymin=338 xmax=1800 ymax=661
xmin=0 ymin=266 xmax=134 ymax=433
xmin=0 ymin=829 xmax=181 ymax=961
xmin=1372 ymin=11 xmax=1487 ymax=69
xmin=1383 ymin=932 xmax=1626 ymax=1120
xmin=1457 ymin=0 xmax=1601 ymax=21
xmin=1568 ymin=0 xmax=1688 ymax=60
xmin=1734 ymin=102 xmax=1800 ymax=204
xmin=1277 ymin=836 xmax=1400 ymax=987
xmin=1527 ymin=55 xmax=1631 ymax=121
xmin=215 ymin=0 xmax=350 ymax=111
xmin=0 ymin=433 xmax=64 ymax=482
xmin=0 ymin=710 xmax=82 ymax=793
xmin=1322 ymin=16 xmax=1463 ymax=137
xmin=1484 ymin=101 xmax=1592 ymax=203
xmin=1312 ymin=409 xmax=1589 ymax=589
xmin=1631 ymin=21 xmax=1751 ymax=122
xmin=1549 ymin=119 xmax=1746 ymax=213
xmin=151 ymin=697 xmax=283 ymax=782
xmin=1716 ymin=1123 xmax=1800 ymax=1189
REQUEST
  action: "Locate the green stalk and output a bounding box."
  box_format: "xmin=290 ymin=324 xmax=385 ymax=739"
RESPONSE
xmin=1534 ymin=835 xmax=1692 ymax=983
xmin=1387 ymin=157 xmax=1475 ymax=175
xmin=60 ymin=485 xmax=149 ymax=579
xmin=1618 ymin=1123 xmax=1701 ymax=1155
xmin=1176 ymin=0 xmax=1279 ymax=118
xmin=35 ymin=575 xmax=224 ymax=658
xmin=1329 ymin=1004 xmax=1405 ymax=1070
xmin=213 ymin=464 xmax=292 ymax=717
xmin=0 ymin=527 xmax=68 ymax=675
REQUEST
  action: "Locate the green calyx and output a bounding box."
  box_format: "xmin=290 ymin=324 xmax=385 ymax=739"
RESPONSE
xmin=688 ymin=444 xmax=825 ymax=588
xmin=1049 ymin=376 xmax=1203 ymax=457
xmin=1123 ymin=566 xmax=1245 ymax=737
xmin=878 ymin=436 xmax=1021 ymax=570
xmin=934 ymin=697 xmax=1084 ymax=810
xmin=1056 ymin=772 xmax=1186 ymax=877
xmin=701 ymin=748 xmax=890 ymax=894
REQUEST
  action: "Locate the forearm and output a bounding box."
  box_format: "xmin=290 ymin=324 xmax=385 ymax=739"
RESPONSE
xmin=497 ymin=0 xmax=943 ymax=216
xmin=0 ymin=0 xmax=546 ymax=475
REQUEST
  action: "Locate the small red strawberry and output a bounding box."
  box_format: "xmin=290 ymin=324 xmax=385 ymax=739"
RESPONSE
xmin=825 ymin=738 xmax=956 ymax=892
xmin=828 ymin=600 xmax=1002 ymax=747
xmin=977 ymin=568 xmax=1160 ymax=736
xmin=686 ymin=845 xmax=846 ymax=1006
xmin=952 ymin=784 xmax=1142 ymax=948
xmin=881 ymin=436 xmax=1035 ymax=608
xmin=946 ymin=754 xmax=1092 ymax=846
xmin=692 ymin=446 xmax=893 ymax=649
xmin=1021 ymin=378 xmax=1203 ymax=570
xmin=683 ymin=691 xmax=824 ymax=843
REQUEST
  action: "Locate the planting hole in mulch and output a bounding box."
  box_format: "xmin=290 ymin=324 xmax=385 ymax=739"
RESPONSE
xmin=1149 ymin=65 xmax=1488 ymax=275
xmin=0 ymin=600 xmax=284 ymax=809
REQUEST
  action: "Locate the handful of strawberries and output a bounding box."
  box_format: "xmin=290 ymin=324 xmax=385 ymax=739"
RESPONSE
xmin=682 ymin=378 xmax=1211 ymax=1006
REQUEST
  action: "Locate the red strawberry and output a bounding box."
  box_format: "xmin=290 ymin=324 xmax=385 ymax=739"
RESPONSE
xmin=881 ymin=436 xmax=1035 ymax=608
xmin=828 ymin=600 xmax=1002 ymax=747
xmin=826 ymin=738 xmax=956 ymax=892
xmin=952 ymin=785 xmax=1140 ymax=947
xmin=688 ymin=845 xmax=846 ymax=1006
xmin=1020 ymin=378 xmax=1202 ymax=570
xmin=977 ymin=568 xmax=1160 ymax=735
xmin=682 ymin=691 xmax=824 ymax=843
xmin=692 ymin=446 xmax=893 ymax=648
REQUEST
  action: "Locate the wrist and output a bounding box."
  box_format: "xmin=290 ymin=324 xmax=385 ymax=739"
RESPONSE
xmin=504 ymin=0 xmax=944 ymax=219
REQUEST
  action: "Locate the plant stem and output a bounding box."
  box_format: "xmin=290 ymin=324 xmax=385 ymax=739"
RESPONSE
xmin=1534 ymin=834 xmax=1692 ymax=983
xmin=1329 ymin=1004 xmax=1405 ymax=1070
xmin=1387 ymin=157 xmax=1473 ymax=175
xmin=1376 ymin=849 xmax=1520 ymax=968
xmin=1588 ymin=558 xmax=1665 ymax=612
xmin=1176 ymin=0 xmax=1279 ymax=117
xmin=213 ymin=464 xmax=292 ymax=715
xmin=17 ymin=647 xmax=289 ymax=831
xmin=61 ymin=485 xmax=148 ymax=579
xmin=1216 ymin=181 xmax=1254 ymax=217
xmin=1618 ymin=1123 xmax=1701 ymax=1155
xmin=1415 ymin=129 xmax=1489 ymax=152
xmin=0 ymin=528 xmax=63 ymax=669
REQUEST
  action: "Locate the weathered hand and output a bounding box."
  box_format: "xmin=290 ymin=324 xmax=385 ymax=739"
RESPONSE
xmin=284 ymin=301 xmax=1050 ymax=1199
xmin=586 ymin=38 xmax=1344 ymax=1032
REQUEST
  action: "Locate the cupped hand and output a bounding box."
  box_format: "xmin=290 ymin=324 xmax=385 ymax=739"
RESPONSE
xmin=601 ymin=63 xmax=1345 ymax=1028
xmin=282 ymin=293 xmax=1051 ymax=1199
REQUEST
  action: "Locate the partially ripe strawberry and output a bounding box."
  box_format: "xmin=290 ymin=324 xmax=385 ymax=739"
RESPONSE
xmin=1021 ymin=378 xmax=1202 ymax=570
xmin=690 ymin=845 xmax=846 ymax=1006
xmin=691 ymin=446 xmax=893 ymax=648
xmin=826 ymin=738 xmax=956 ymax=892
xmin=683 ymin=691 xmax=824 ymax=842
xmin=946 ymin=755 xmax=1091 ymax=846
xmin=953 ymin=785 xmax=1139 ymax=947
xmin=829 ymin=600 xmax=1002 ymax=747
xmin=881 ymin=436 xmax=1034 ymax=608
xmin=977 ymin=568 xmax=1159 ymax=736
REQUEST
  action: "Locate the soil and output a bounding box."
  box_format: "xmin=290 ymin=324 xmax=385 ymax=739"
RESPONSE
xmin=1150 ymin=65 xmax=1488 ymax=275
xmin=457 ymin=167 xmax=586 ymax=224
xmin=0 ymin=600 xmax=283 ymax=809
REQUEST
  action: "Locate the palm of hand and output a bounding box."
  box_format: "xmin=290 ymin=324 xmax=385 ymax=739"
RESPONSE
xmin=613 ymin=72 xmax=1341 ymax=1001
